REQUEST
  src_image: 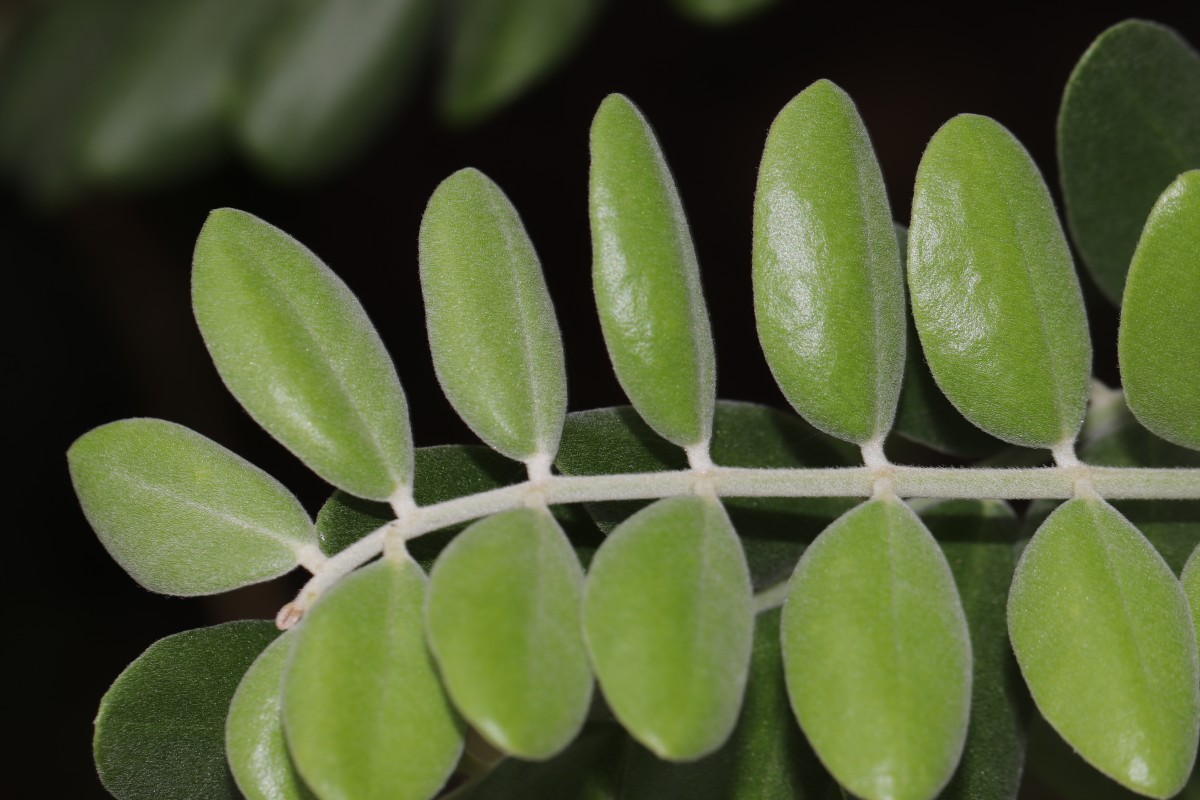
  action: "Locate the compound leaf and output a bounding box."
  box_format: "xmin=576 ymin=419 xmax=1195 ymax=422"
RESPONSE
xmin=1119 ymin=170 xmax=1200 ymax=452
xmin=440 ymin=0 xmax=602 ymax=125
xmin=68 ymin=418 xmax=315 ymax=596
xmin=226 ymin=633 xmax=314 ymax=800
xmin=1058 ymin=20 xmax=1200 ymax=304
xmin=284 ymin=558 xmax=465 ymax=800
xmin=908 ymin=114 xmax=1091 ymax=450
xmin=583 ymin=496 xmax=753 ymax=760
xmin=94 ymin=621 xmax=279 ymax=800
xmin=234 ymin=0 xmax=437 ymax=178
xmin=1009 ymin=497 xmax=1200 ymax=798
xmin=753 ymin=79 xmax=905 ymax=445
xmin=589 ymin=94 xmax=715 ymax=448
xmin=426 ymin=508 xmax=591 ymax=759
xmin=781 ymin=497 xmax=972 ymax=800
xmin=193 ymin=208 xmax=412 ymax=501
xmin=420 ymin=168 xmax=567 ymax=461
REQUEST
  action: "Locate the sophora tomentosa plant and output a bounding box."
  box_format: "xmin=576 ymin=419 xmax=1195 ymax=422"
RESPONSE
xmin=70 ymin=19 xmax=1200 ymax=800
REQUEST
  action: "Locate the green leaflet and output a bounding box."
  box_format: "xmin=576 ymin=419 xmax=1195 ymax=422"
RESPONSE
xmin=459 ymin=724 xmax=625 ymax=799
xmin=426 ymin=508 xmax=591 ymax=759
xmin=583 ymin=496 xmax=754 ymax=760
xmin=1058 ymin=20 xmax=1200 ymax=304
xmin=440 ymin=0 xmax=603 ymax=125
xmin=915 ymin=499 xmax=1029 ymax=800
xmin=555 ymin=401 xmax=857 ymax=589
xmin=75 ymin=0 xmax=277 ymax=185
xmin=193 ymin=208 xmax=412 ymax=501
xmin=1119 ymin=171 xmax=1200 ymax=452
xmin=284 ymin=558 xmax=465 ymax=800
xmin=226 ymin=633 xmax=314 ymax=800
xmin=1009 ymin=497 xmax=1200 ymax=798
xmin=753 ymin=79 xmax=905 ymax=446
xmin=95 ymin=621 xmax=279 ymax=800
xmin=589 ymin=94 xmax=716 ymax=448
xmin=781 ymin=497 xmax=972 ymax=800
xmin=890 ymin=225 xmax=1009 ymax=460
xmin=1185 ymin=546 xmax=1200 ymax=650
xmin=234 ymin=0 xmax=437 ymax=178
xmin=669 ymin=0 xmax=777 ymax=24
xmin=908 ymin=114 xmax=1091 ymax=450
xmin=68 ymin=418 xmax=315 ymax=595
xmin=420 ymin=169 xmax=567 ymax=461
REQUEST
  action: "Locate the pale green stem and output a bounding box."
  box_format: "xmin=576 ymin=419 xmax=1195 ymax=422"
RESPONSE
xmin=276 ymin=463 xmax=1200 ymax=628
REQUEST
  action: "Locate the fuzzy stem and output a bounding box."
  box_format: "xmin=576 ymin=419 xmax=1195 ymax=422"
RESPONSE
xmin=277 ymin=463 xmax=1200 ymax=628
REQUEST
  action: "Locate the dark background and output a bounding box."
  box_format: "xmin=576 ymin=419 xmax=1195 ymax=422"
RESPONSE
xmin=4 ymin=1 xmax=1197 ymax=794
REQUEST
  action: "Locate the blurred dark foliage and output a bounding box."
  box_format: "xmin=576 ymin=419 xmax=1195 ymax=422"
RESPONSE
xmin=2 ymin=0 xmax=1197 ymax=795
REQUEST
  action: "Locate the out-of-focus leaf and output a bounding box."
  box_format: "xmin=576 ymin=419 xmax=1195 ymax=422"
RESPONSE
xmin=583 ymin=496 xmax=753 ymax=760
xmin=458 ymin=724 xmax=625 ymax=799
xmin=909 ymin=114 xmax=1091 ymax=450
xmin=226 ymin=633 xmax=314 ymax=800
xmin=426 ymin=508 xmax=591 ymax=759
xmin=420 ymin=168 xmax=566 ymax=461
xmin=589 ymin=94 xmax=716 ymax=448
xmin=753 ymin=79 xmax=904 ymax=446
xmin=1119 ymin=170 xmax=1200 ymax=451
xmin=235 ymin=0 xmax=437 ymax=178
xmin=669 ymin=0 xmax=778 ymax=25
xmin=193 ymin=208 xmax=412 ymax=501
xmin=556 ymin=401 xmax=857 ymax=589
xmin=284 ymin=558 xmax=465 ymax=800
xmin=440 ymin=0 xmax=603 ymax=125
xmin=1058 ymin=19 xmax=1200 ymax=304
xmin=1009 ymin=498 xmax=1199 ymax=798
xmin=76 ymin=0 xmax=279 ymax=185
xmin=782 ymin=497 xmax=971 ymax=800
xmin=68 ymin=418 xmax=315 ymax=595
xmin=0 ymin=0 xmax=138 ymax=201
xmin=95 ymin=621 xmax=279 ymax=800
xmin=915 ymin=499 xmax=1029 ymax=800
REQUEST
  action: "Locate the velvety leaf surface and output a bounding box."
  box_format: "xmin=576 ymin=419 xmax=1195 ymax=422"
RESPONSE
xmin=234 ymin=0 xmax=437 ymax=177
xmin=782 ymin=497 xmax=972 ymax=800
xmin=915 ymin=499 xmax=1029 ymax=800
xmin=284 ymin=558 xmax=465 ymax=800
xmin=589 ymin=94 xmax=716 ymax=448
xmin=670 ymin=0 xmax=777 ymax=24
xmin=753 ymin=79 xmax=905 ymax=445
xmin=68 ymin=418 xmax=314 ymax=595
xmin=76 ymin=0 xmax=276 ymax=184
xmin=1009 ymin=498 xmax=1200 ymax=798
xmin=1119 ymin=171 xmax=1200 ymax=451
xmin=908 ymin=114 xmax=1091 ymax=449
xmin=193 ymin=208 xmax=412 ymax=501
xmin=556 ymin=401 xmax=857 ymax=589
xmin=420 ymin=168 xmax=567 ymax=461
xmin=890 ymin=225 xmax=1008 ymax=460
xmin=583 ymin=496 xmax=754 ymax=760
xmin=440 ymin=0 xmax=602 ymax=125
xmin=95 ymin=621 xmax=279 ymax=800
xmin=426 ymin=508 xmax=591 ymax=759
xmin=1186 ymin=546 xmax=1200 ymax=653
xmin=1058 ymin=19 xmax=1200 ymax=304
xmin=619 ymin=606 xmax=835 ymax=799
xmin=226 ymin=633 xmax=314 ymax=800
